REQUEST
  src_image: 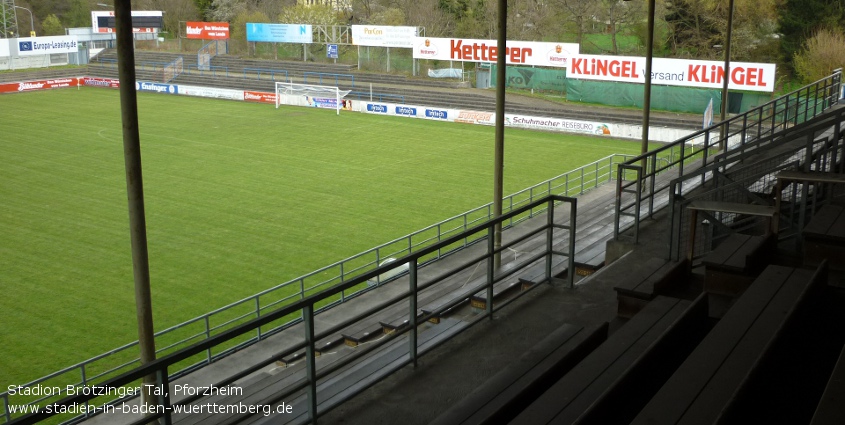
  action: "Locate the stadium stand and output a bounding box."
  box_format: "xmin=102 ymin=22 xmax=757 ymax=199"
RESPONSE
xmin=5 ymin=54 xmax=845 ymax=425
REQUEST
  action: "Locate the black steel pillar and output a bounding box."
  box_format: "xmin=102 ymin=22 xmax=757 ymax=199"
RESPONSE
xmin=114 ymin=0 xmax=158 ymax=410
xmin=719 ymin=0 xmax=735 ymax=150
xmin=493 ymin=0 xmax=507 ymax=268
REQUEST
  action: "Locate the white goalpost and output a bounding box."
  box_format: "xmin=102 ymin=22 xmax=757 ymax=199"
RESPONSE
xmin=275 ymin=82 xmax=352 ymax=115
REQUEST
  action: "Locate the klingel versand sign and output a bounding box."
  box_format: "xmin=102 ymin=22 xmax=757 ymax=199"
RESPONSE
xmin=566 ymin=54 xmax=776 ymax=92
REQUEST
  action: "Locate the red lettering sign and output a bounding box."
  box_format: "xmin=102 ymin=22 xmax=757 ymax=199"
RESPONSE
xmin=243 ymin=91 xmax=276 ymax=104
xmin=186 ymin=22 xmax=230 ymax=40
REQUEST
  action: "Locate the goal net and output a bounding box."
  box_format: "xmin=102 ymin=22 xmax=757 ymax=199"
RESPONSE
xmin=275 ymin=82 xmax=352 ymax=115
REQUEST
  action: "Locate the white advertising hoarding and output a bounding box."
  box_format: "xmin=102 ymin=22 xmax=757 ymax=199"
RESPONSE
xmin=0 ymin=39 xmax=9 ymax=57
xmin=566 ymin=54 xmax=776 ymax=92
xmin=16 ymin=36 xmax=78 ymax=56
xmin=351 ymin=26 xmax=417 ymax=48
xmin=413 ymin=37 xmax=579 ymax=68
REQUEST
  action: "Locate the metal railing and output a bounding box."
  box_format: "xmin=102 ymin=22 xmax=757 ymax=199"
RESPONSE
xmin=242 ymin=68 xmax=289 ymax=82
xmin=347 ymin=91 xmax=405 ymax=104
xmin=6 ymin=195 xmax=577 ymax=425
xmin=184 ymin=64 xmax=229 ymax=78
xmin=0 ymin=152 xmax=633 ymax=424
xmin=614 ymin=69 xmax=843 ymax=243
xmin=303 ymin=72 xmax=354 ymax=88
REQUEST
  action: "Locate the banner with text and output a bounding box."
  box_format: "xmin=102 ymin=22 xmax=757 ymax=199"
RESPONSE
xmin=351 ymin=26 xmax=417 ymax=48
xmin=177 ymin=85 xmax=244 ymax=101
xmin=83 ymin=77 xmax=120 ymax=88
xmin=246 ymin=23 xmax=313 ymax=43
xmin=186 ymin=22 xmax=230 ymax=40
xmin=244 ymin=91 xmax=276 ymax=104
xmin=566 ymin=54 xmax=776 ymax=92
xmin=0 ymin=78 xmax=80 ymax=93
xmin=16 ymin=36 xmax=78 ymax=56
xmin=413 ymin=37 xmax=579 ymax=68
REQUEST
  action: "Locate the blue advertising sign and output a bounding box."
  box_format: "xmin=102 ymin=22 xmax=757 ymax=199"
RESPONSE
xmin=425 ymin=109 xmax=448 ymax=119
xmin=395 ymin=106 xmax=417 ymax=116
xmin=367 ymin=103 xmax=388 ymax=113
xmin=327 ymin=44 xmax=338 ymax=59
xmin=246 ymin=23 xmax=313 ymax=43
xmin=135 ymin=81 xmax=177 ymax=94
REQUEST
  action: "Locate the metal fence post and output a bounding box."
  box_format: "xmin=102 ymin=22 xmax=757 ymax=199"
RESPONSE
xmin=204 ymin=316 xmax=212 ymax=364
xmin=546 ymin=199 xmax=554 ymax=283
xmin=157 ymin=367 xmax=173 ymax=425
xmin=3 ymin=393 xmax=10 ymax=423
xmin=303 ymin=304 xmax=318 ymax=423
xmin=409 ymin=259 xmax=418 ymax=367
xmin=486 ymin=225 xmax=495 ymax=319
xmin=568 ymin=199 xmax=577 ymax=289
xmin=255 ymin=297 xmax=262 ymax=340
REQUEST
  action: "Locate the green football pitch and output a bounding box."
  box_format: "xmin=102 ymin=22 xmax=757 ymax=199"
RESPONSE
xmin=0 ymin=87 xmax=650 ymax=390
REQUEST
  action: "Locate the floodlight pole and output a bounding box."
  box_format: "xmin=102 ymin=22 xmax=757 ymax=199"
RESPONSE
xmin=719 ymin=0 xmax=735 ymax=150
xmin=115 ymin=0 xmax=158 ymax=413
xmin=492 ymin=0 xmax=507 ymax=269
xmin=14 ymin=6 xmax=33 ymax=37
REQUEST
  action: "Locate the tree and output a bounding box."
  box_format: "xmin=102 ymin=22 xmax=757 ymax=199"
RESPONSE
xmin=555 ymin=0 xmax=597 ymax=45
xmin=778 ymin=0 xmax=845 ymax=69
xmin=277 ymin=4 xmax=340 ymax=26
xmin=793 ymin=28 xmax=845 ymax=84
xmin=42 ymin=14 xmax=64 ymax=36
xmin=209 ymin=0 xmax=247 ymax=22
xmin=597 ymin=0 xmax=645 ymax=54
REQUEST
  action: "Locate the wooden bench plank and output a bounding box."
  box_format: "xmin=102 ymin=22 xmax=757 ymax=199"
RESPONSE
xmin=428 ymin=323 xmax=608 ymax=425
xmin=679 ymin=267 xmax=820 ymax=424
xmin=804 ymin=205 xmax=844 ymax=237
xmin=510 ymin=296 xmax=695 ymax=425
xmin=701 ymin=233 xmax=751 ymax=269
xmin=811 ymin=343 xmax=845 ymax=425
xmin=776 ymin=170 xmax=845 ymax=185
xmin=614 ymin=258 xmax=689 ymax=318
xmin=688 ymin=200 xmax=777 ymax=217
xmin=630 ymin=264 xmax=825 ymax=425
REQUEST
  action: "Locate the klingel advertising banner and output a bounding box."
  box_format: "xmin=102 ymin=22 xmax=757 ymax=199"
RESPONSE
xmin=351 ymin=26 xmax=417 ymax=48
xmin=246 ymin=24 xmax=312 ymax=43
xmin=413 ymin=37 xmax=579 ymax=68
xmin=16 ymin=36 xmax=78 ymax=56
xmin=566 ymin=54 xmax=777 ymax=92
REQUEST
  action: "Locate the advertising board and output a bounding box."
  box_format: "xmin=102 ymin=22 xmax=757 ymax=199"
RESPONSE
xmin=413 ymin=37 xmax=579 ymax=68
xmin=246 ymin=24 xmax=312 ymax=43
xmin=351 ymin=26 xmax=417 ymax=48
xmin=16 ymin=36 xmax=78 ymax=56
xmin=0 ymin=78 xmax=80 ymax=93
xmin=566 ymin=54 xmax=776 ymax=92
xmin=136 ymin=81 xmax=177 ymax=94
xmin=0 ymin=39 xmax=9 ymax=57
xmin=84 ymin=77 xmax=120 ymax=88
xmin=505 ymin=115 xmax=613 ymax=136
xmin=244 ymin=91 xmax=276 ymax=104
xmin=186 ymin=22 xmax=230 ymax=40
xmin=177 ymin=85 xmax=244 ymax=101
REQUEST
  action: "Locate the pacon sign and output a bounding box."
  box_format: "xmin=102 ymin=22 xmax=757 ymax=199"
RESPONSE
xmin=413 ymin=37 xmax=579 ymax=68
xmin=186 ymin=22 xmax=229 ymax=40
xmin=566 ymin=54 xmax=776 ymax=92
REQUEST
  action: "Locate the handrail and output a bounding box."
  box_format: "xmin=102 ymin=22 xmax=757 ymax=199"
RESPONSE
xmin=614 ymin=69 xmax=843 ymax=243
xmin=0 ymin=152 xmax=628 ymax=425
xmin=242 ymin=67 xmax=289 ymax=81
xmin=6 ymin=195 xmax=577 ymax=425
xmin=303 ymin=72 xmax=354 ymax=88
